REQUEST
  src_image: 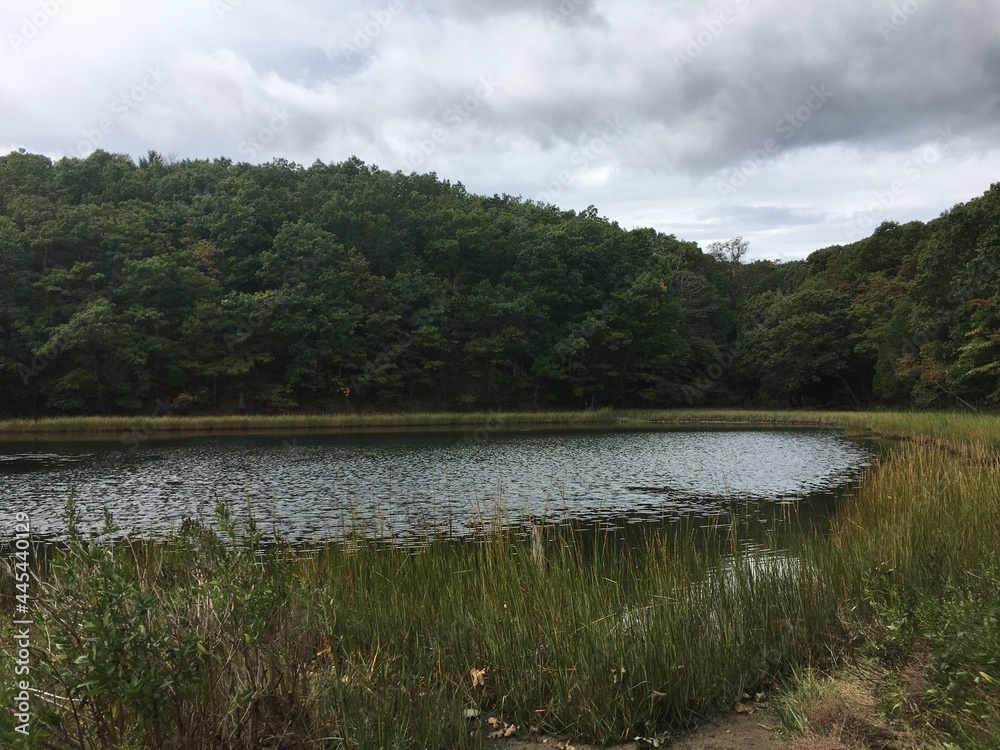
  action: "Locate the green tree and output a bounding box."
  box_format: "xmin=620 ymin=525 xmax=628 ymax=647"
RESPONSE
xmin=741 ymin=284 xmax=854 ymax=406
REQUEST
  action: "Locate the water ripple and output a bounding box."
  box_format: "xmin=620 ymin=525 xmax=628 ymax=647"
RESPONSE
xmin=0 ymin=427 xmax=874 ymax=542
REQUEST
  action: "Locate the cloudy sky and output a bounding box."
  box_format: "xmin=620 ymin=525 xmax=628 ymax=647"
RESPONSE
xmin=3 ymin=0 xmax=999 ymax=260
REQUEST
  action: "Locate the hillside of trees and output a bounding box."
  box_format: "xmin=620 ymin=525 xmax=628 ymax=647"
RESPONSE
xmin=0 ymin=148 xmax=997 ymax=416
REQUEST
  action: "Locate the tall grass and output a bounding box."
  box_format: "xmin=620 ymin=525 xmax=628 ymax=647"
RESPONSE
xmin=2 ymin=413 xmax=999 ymax=747
xmin=819 ymin=443 xmax=1000 ymax=746
xmin=830 ymin=442 xmax=1000 ymax=594
xmin=1 ymin=510 xmax=839 ymax=747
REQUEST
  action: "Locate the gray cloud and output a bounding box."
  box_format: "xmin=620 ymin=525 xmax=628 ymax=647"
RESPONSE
xmin=1 ymin=0 xmax=998 ymax=259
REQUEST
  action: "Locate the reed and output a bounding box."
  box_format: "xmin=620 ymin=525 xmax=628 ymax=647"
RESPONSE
xmin=1 ymin=412 xmax=998 ymax=748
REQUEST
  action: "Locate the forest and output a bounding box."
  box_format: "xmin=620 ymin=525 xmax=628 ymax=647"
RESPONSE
xmin=0 ymin=148 xmax=997 ymax=416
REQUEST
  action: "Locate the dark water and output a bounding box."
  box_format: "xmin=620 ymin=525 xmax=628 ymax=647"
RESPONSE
xmin=0 ymin=425 xmax=874 ymax=544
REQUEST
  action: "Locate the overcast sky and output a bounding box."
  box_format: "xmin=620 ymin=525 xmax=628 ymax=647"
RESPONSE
xmin=2 ymin=0 xmax=999 ymax=260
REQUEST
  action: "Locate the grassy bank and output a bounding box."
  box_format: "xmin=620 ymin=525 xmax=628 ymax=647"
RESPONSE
xmin=629 ymin=408 xmax=1000 ymax=450
xmin=2 ymin=407 xmax=998 ymax=446
xmin=0 ymin=407 xmax=897 ymax=436
xmin=0 ymin=410 xmax=617 ymax=437
xmin=1 ymin=413 xmax=999 ymax=748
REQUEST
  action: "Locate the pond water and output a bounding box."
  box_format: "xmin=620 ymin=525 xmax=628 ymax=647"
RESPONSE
xmin=0 ymin=425 xmax=874 ymax=544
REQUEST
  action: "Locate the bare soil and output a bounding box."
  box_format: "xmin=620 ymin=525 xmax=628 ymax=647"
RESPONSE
xmin=487 ymin=669 xmax=923 ymax=750
xmin=486 ymin=702 xmax=787 ymax=750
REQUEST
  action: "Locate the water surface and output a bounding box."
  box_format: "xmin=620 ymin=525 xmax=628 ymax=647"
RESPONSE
xmin=0 ymin=425 xmax=873 ymax=543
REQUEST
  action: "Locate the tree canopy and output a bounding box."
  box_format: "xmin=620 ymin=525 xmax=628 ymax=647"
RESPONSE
xmin=0 ymin=149 xmax=997 ymax=415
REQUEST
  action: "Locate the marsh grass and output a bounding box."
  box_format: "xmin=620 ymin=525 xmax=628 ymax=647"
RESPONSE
xmin=3 ymin=408 xmax=998 ymax=454
xmin=1 ymin=413 xmax=999 ymax=748
xmin=821 ymin=442 xmax=1000 ymax=748
xmin=0 ymin=410 xmax=616 ymax=437
xmin=0 ymin=507 xmax=836 ymax=748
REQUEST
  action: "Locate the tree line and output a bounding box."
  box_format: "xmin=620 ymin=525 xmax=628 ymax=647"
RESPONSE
xmin=0 ymin=148 xmax=997 ymax=416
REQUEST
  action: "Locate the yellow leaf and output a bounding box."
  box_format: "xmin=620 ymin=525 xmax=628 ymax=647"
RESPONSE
xmin=470 ymin=667 xmax=487 ymax=687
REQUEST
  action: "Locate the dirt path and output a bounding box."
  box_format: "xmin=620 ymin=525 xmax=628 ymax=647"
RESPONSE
xmin=489 ymin=705 xmax=791 ymax=750
xmin=662 ymin=711 xmax=788 ymax=750
xmin=488 ymin=681 xmax=918 ymax=750
xmin=485 ymin=666 xmax=923 ymax=750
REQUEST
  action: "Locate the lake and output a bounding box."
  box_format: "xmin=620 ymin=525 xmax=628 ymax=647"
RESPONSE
xmin=0 ymin=425 xmax=874 ymax=544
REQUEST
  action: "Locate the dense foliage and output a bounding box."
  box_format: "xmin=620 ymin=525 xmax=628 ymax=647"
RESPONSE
xmin=0 ymin=148 xmax=997 ymax=415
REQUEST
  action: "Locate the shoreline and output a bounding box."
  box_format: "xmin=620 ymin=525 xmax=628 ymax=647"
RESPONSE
xmin=0 ymin=407 xmax=972 ymax=431
xmin=1 ymin=408 xmax=996 ymax=453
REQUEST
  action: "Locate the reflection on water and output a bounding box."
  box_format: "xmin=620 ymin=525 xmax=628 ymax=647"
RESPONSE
xmin=0 ymin=427 xmax=874 ymax=543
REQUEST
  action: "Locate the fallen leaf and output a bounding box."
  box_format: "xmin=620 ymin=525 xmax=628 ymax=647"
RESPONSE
xmin=314 ymin=636 xmax=338 ymax=674
xmin=487 ymin=717 xmax=500 ymax=728
xmin=735 ymin=701 xmax=754 ymax=715
xmin=487 ymin=723 xmax=518 ymax=739
xmin=316 ymin=635 xmax=333 ymax=661
xmin=470 ymin=667 xmax=488 ymax=687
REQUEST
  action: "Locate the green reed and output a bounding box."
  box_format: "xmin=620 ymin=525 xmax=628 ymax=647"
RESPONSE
xmin=1 ymin=412 xmax=998 ymax=748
